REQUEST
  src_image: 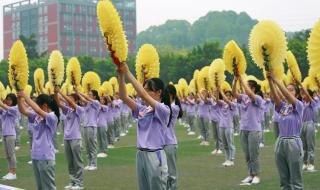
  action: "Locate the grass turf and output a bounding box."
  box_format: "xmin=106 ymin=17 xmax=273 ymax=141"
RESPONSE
xmin=0 ymin=123 xmax=319 ymax=190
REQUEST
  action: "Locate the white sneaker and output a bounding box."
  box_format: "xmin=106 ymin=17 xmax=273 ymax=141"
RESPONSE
xmin=15 ymin=146 xmax=20 ymax=151
xmin=97 ymin=153 xmax=108 ymax=158
xmin=216 ymin=149 xmax=223 ymax=154
xmin=197 ymin=135 xmax=203 ymax=140
xmin=88 ymin=166 xmax=97 ymax=171
xmin=187 ymin=131 xmax=195 ymax=135
xmin=2 ymin=173 xmax=17 ymax=180
xmin=241 ymin=176 xmax=253 ymax=183
xmin=126 ymin=130 xmax=129 ymax=134
xmin=234 ymin=133 xmax=239 ymax=136
xmin=107 ymin=145 xmax=115 ymax=149
xmin=27 ymin=160 xmax=32 ymax=165
xmin=302 ymin=164 xmax=308 ymax=170
xmin=211 ymin=149 xmax=218 ymax=155
xmin=307 ymin=164 xmax=315 ymax=171
xmin=71 ymin=185 xmax=84 ymax=190
xmin=64 ymin=184 xmax=73 ymax=189
xmin=0 ymin=139 xmax=2 ymax=143
xmin=226 ymin=160 xmax=234 ymax=167
xmin=61 ymin=144 xmax=64 ymax=147
xmin=187 ymin=128 xmax=191 ymax=132
xmin=84 ymin=166 xmax=90 ymax=170
xmin=222 ymin=161 xmax=228 ymax=166
xmin=251 ymin=176 xmax=260 ymax=184
xmin=19 ymin=126 xmax=23 ymax=130
xmin=57 ymin=132 xmax=61 ymax=135
xmin=120 ymin=133 xmax=126 ymax=137
xmin=55 ymin=149 xmax=59 ymax=153
xmin=128 ymin=124 xmax=132 ymax=128
xmin=259 ymin=143 xmax=265 ymax=148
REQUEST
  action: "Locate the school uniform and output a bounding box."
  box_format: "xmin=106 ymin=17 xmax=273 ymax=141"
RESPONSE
xmin=198 ymin=100 xmax=211 ymax=142
xmin=63 ymin=105 xmax=85 ymax=187
xmin=209 ymin=100 xmax=222 ymax=150
xmin=132 ymin=102 xmax=170 ymax=190
xmin=275 ymin=101 xmax=304 ymax=190
xmin=97 ymin=105 xmax=109 ymax=153
xmin=186 ymin=100 xmax=196 ymax=132
xmin=28 ymin=112 xmax=58 ymax=190
xmin=107 ymin=105 xmax=116 ymax=146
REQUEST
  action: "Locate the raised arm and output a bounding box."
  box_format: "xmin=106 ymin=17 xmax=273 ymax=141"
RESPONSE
xmin=17 ymin=96 xmax=29 ymax=117
xmin=0 ymin=100 xmax=10 ymax=110
xmin=219 ymin=89 xmax=232 ymax=105
xmin=232 ymin=77 xmax=240 ymax=99
xmin=296 ymin=80 xmax=313 ymax=102
xmin=266 ymin=72 xmax=281 ymax=107
xmin=117 ymin=64 xmax=137 ymax=111
xmin=271 ymin=75 xmax=297 ymax=105
xmin=239 ymin=75 xmax=256 ymax=101
xmin=17 ymin=91 xmax=47 ymax=118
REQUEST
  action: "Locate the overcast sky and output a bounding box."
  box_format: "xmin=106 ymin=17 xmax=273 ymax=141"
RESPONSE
xmin=1 ymin=0 xmax=319 ymax=59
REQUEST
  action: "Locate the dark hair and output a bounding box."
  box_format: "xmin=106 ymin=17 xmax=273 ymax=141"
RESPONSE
xmin=91 ymin=90 xmax=100 ymax=101
xmin=109 ymin=95 xmax=114 ymax=102
xmin=70 ymin=93 xmax=81 ymax=106
xmin=288 ymin=83 xmax=301 ymax=100
xmin=248 ymin=80 xmax=263 ymax=98
xmin=307 ymin=89 xmax=315 ymax=98
xmin=145 ymin=78 xmax=173 ymax=127
xmin=6 ymin=93 xmax=17 ymax=106
xmin=166 ymin=84 xmax=183 ymax=119
xmin=36 ymin=94 xmax=60 ymax=124
xmin=102 ymin=96 xmax=109 ymax=105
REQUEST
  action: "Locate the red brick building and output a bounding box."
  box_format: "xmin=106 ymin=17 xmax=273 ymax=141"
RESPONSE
xmin=3 ymin=0 xmax=136 ymax=58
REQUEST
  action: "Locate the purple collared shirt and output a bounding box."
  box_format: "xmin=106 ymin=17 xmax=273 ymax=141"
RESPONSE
xmin=28 ymin=112 xmax=58 ymax=160
xmin=198 ymin=99 xmax=211 ymax=119
xmin=0 ymin=106 xmax=19 ymax=137
xmin=84 ymin=100 xmax=100 ymax=127
xmin=218 ymin=101 xmax=236 ymax=128
xmin=132 ymin=102 xmax=170 ymax=150
xmin=302 ymin=100 xmax=317 ymax=122
xmin=238 ymin=94 xmax=264 ymax=131
xmin=63 ymin=105 xmax=84 ymax=140
xmin=97 ymin=105 xmax=109 ymax=127
xmin=164 ymin=104 xmax=180 ymax=145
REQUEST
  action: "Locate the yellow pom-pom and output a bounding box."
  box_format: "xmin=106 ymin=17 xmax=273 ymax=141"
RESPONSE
xmin=193 ymin=70 xmax=200 ymax=93
xmin=221 ymin=81 xmax=232 ymax=92
xmin=197 ymin=66 xmax=212 ymax=91
xmin=249 ymin=20 xmax=287 ymax=80
xmin=24 ymin=85 xmax=32 ymax=97
xmin=223 ymin=40 xmax=247 ymax=75
xmin=307 ymin=19 xmax=320 ymax=71
xmin=188 ymin=79 xmax=196 ymax=95
xmin=34 ymin=68 xmax=45 ymax=94
xmin=66 ymin=57 xmax=82 ymax=87
xmin=178 ymin=78 xmax=189 ymax=97
xmin=8 ymin=40 xmax=29 ymax=91
xmin=286 ymin=51 xmax=301 ymax=83
xmin=209 ymin=59 xmax=226 ymax=90
xmin=97 ymin=0 xmax=128 ymax=62
xmin=303 ymin=76 xmax=318 ymax=91
xmin=99 ymin=81 xmax=114 ymax=97
xmin=136 ymin=44 xmax=160 ymax=84
xmin=45 ymin=81 xmax=54 ymax=95
xmin=48 ymin=50 xmax=64 ymax=86
xmin=126 ymin=83 xmax=136 ymax=97
xmin=0 ymin=82 xmax=6 ymax=100
xmin=5 ymin=86 xmax=11 ymax=95
xmin=261 ymin=80 xmax=270 ymax=94
xmin=109 ymin=77 xmax=119 ymax=94
xmin=244 ymin=75 xmax=262 ymax=86
xmin=82 ymin=72 xmax=101 ymax=94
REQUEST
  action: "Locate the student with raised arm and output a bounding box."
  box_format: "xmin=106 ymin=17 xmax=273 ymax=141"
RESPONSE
xmin=0 ymin=94 xmax=19 ymax=180
xmin=197 ymin=90 xmax=211 ymax=146
xmin=267 ymin=71 xmax=304 ymax=190
xmin=232 ymin=75 xmax=264 ymax=185
xmin=17 ymin=91 xmax=59 ymax=190
xmin=55 ymin=87 xmax=85 ymax=190
xmin=76 ymin=88 xmax=100 ymax=171
xmin=97 ymin=95 xmax=110 ymax=158
xmin=117 ymin=62 xmax=171 ymax=190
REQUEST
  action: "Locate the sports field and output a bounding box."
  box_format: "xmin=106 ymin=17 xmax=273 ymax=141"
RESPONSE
xmin=0 ymin=123 xmax=319 ymax=190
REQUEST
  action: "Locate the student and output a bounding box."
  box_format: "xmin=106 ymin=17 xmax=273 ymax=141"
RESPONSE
xmin=197 ymin=90 xmax=212 ymax=146
xmin=185 ymin=94 xmax=196 ymax=135
xmin=76 ymin=89 xmax=100 ymax=171
xmin=0 ymin=93 xmax=19 ymax=180
xmin=17 ymin=90 xmax=59 ymax=190
xmin=97 ymin=96 xmax=109 ymax=158
xmin=216 ymin=90 xmax=236 ymax=166
xmin=267 ymin=71 xmax=304 ymax=190
xmin=117 ymin=62 xmax=171 ymax=190
xmin=164 ymin=84 xmax=183 ymax=190
xmin=107 ymin=96 xmax=116 ymax=149
xmin=232 ymin=75 xmax=264 ymax=185
xmin=210 ymin=90 xmax=223 ymax=155
xmin=55 ymin=88 xmax=85 ymax=190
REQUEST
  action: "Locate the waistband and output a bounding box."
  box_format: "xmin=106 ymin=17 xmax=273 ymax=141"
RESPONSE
xmin=279 ymin=136 xmax=300 ymax=139
xmin=137 ymin=148 xmax=163 ymax=152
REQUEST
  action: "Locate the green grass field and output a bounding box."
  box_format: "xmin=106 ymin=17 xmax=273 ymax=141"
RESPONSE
xmin=0 ymin=123 xmax=319 ymax=190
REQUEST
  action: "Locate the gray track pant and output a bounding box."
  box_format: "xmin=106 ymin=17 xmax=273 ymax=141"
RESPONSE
xmin=3 ymin=136 xmax=16 ymax=169
xmin=32 ymin=160 xmax=56 ymax=190
xmin=107 ymin=122 xmax=115 ymax=145
xmin=275 ymin=137 xmax=303 ymax=190
xmin=187 ymin=114 xmax=196 ymax=132
xmin=65 ymin=139 xmax=84 ymax=187
xmin=211 ymin=121 xmax=222 ymax=150
xmin=97 ymin=126 xmax=108 ymax=153
xmin=199 ymin=117 xmax=209 ymax=141
xmin=220 ymin=128 xmax=235 ymax=161
xmin=240 ymin=130 xmax=261 ymax=175
xmin=301 ymin=121 xmax=316 ymax=165
xmin=164 ymin=145 xmax=178 ymax=190
xmin=84 ymin=127 xmax=97 ymax=167
xmin=136 ymin=149 xmax=168 ymax=190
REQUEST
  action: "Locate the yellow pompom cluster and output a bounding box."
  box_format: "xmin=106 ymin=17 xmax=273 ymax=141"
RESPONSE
xmin=286 ymin=51 xmax=301 ymax=83
xmin=44 ymin=81 xmax=54 ymax=95
xmin=249 ymin=20 xmax=287 ymax=80
xmin=188 ymin=79 xmax=196 ymax=95
xmin=197 ymin=66 xmax=212 ymax=91
xmin=48 ymin=50 xmax=64 ymax=86
xmin=66 ymin=57 xmax=82 ymax=87
xmin=8 ymin=40 xmax=29 ymax=91
xmin=223 ymin=40 xmax=247 ymax=75
xmin=97 ymin=0 xmax=128 ymax=63
xmin=82 ymin=72 xmax=101 ymax=94
xmin=99 ymin=81 xmax=114 ymax=97
xmin=24 ymin=85 xmax=32 ymax=97
xmin=136 ymin=44 xmax=160 ymax=84
xmin=61 ymin=82 xmax=74 ymax=95
xmin=34 ymin=68 xmax=45 ymax=94
xmin=193 ymin=70 xmax=200 ymax=93
xmin=221 ymin=81 xmax=232 ymax=92
xmin=244 ymin=75 xmax=263 ymax=86
xmin=0 ymin=82 xmax=7 ymax=100
xmin=109 ymin=77 xmax=119 ymax=94
xmin=126 ymin=83 xmax=136 ymax=97
xmin=261 ymin=80 xmax=270 ymax=94
xmin=302 ymin=76 xmax=318 ymax=91
xmin=209 ymin=59 xmax=226 ymax=90
xmin=307 ymin=20 xmax=320 ymax=89
xmin=178 ymin=78 xmax=189 ymax=97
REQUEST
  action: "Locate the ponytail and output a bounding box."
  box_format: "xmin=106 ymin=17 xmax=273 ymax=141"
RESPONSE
xmin=166 ymin=84 xmax=183 ymax=118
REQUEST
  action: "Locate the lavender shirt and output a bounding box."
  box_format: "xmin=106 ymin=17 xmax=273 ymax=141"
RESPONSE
xmin=0 ymin=106 xmax=19 ymax=137
xmin=276 ymin=101 xmax=303 ymax=137
xmin=97 ymin=105 xmax=109 ymax=127
xmin=198 ymin=99 xmax=211 ymax=119
xmin=238 ymin=94 xmax=264 ymax=131
xmin=164 ymin=104 xmax=180 ymax=145
xmin=28 ymin=112 xmax=58 ymax=160
xmin=209 ymin=100 xmax=220 ymax=122
xmin=84 ymin=100 xmax=100 ymax=127
xmin=132 ymin=102 xmax=170 ymax=150
xmin=218 ymin=101 xmax=236 ymax=128
xmin=63 ymin=106 xmax=84 ymax=140
xmin=302 ymin=100 xmax=317 ymax=122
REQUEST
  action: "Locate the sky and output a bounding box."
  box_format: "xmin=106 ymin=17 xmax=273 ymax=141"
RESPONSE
xmin=1 ymin=0 xmax=320 ymax=60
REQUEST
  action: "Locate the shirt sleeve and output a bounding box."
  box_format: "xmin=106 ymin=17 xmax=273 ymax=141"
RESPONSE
xmin=154 ymin=102 xmax=170 ymax=127
xmin=62 ymin=105 xmax=72 ymax=115
xmin=75 ymin=106 xmax=85 ymax=117
xmin=45 ymin=112 xmax=58 ymax=130
xmin=132 ymin=103 xmax=143 ymax=119
xmin=92 ymin=100 xmax=101 ymax=111
xmin=7 ymin=106 xmax=19 ymax=117
xmin=275 ymin=101 xmax=285 ymax=113
xmin=28 ymin=112 xmax=37 ymax=124
xmin=252 ymin=95 xmax=264 ymax=108
xmin=295 ymin=100 xmax=304 ymax=117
